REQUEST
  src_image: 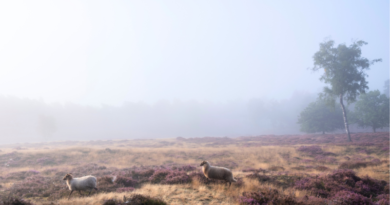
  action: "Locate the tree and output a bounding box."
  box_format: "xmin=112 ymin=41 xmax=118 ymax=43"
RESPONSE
xmin=298 ymin=100 xmax=344 ymax=134
xmin=311 ymin=40 xmax=381 ymax=141
xmin=383 ymin=79 xmax=389 ymax=98
xmin=351 ymin=90 xmax=389 ymax=132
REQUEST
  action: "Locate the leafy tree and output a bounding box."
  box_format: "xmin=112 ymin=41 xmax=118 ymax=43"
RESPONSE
xmin=311 ymin=40 xmax=381 ymax=141
xmin=298 ymin=100 xmax=344 ymax=134
xmin=351 ymin=90 xmax=389 ymax=132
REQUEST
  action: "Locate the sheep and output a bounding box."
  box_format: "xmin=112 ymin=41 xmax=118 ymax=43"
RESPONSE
xmin=200 ymin=161 xmax=237 ymax=187
xmin=63 ymin=173 xmax=98 ymax=199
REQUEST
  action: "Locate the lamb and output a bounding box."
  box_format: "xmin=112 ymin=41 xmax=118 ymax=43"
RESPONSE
xmin=63 ymin=173 xmax=98 ymax=199
xmin=200 ymin=161 xmax=237 ymax=187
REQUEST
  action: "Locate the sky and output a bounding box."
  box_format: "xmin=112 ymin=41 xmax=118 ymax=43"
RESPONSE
xmin=0 ymin=0 xmax=388 ymax=106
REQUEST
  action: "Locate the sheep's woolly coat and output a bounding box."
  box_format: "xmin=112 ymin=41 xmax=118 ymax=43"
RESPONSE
xmin=63 ymin=174 xmax=98 ymax=199
xmin=65 ymin=175 xmax=97 ymax=191
xmin=200 ymin=161 xmax=236 ymax=186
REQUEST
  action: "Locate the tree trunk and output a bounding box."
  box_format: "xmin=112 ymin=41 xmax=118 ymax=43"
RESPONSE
xmin=340 ymin=94 xmax=352 ymax=142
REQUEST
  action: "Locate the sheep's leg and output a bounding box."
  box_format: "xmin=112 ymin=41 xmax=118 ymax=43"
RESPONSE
xmin=228 ymin=182 xmax=231 ymax=188
xmin=78 ymin=190 xmax=84 ymax=196
xmin=68 ymin=190 xmax=74 ymax=200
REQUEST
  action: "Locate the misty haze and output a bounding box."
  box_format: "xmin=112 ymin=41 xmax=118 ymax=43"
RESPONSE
xmin=0 ymin=1 xmax=388 ymax=205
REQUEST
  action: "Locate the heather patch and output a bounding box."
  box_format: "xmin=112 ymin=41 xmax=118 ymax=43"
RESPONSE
xmin=0 ymin=196 xmax=34 ymax=205
xmin=238 ymin=187 xmax=300 ymax=205
xmin=297 ymin=146 xmax=324 ymax=156
xmin=294 ymin=169 xmax=387 ymax=199
xmin=375 ymin=194 xmax=389 ymax=205
xmin=115 ymin=176 xmax=138 ymax=187
xmin=145 ymin=168 xmax=192 ymax=185
xmin=329 ymin=190 xmax=372 ymax=205
xmin=103 ymin=194 xmax=167 ymax=205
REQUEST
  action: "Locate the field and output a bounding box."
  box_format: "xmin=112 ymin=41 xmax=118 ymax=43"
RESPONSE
xmin=0 ymin=132 xmax=389 ymax=205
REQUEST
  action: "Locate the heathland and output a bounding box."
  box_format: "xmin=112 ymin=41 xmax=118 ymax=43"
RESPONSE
xmin=0 ymin=132 xmax=388 ymax=205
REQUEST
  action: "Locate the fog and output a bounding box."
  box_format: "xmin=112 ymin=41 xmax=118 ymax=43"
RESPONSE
xmin=0 ymin=1 xmax=388 ymax=143
xmin=0 ymin=91 xmax=317 ymax=143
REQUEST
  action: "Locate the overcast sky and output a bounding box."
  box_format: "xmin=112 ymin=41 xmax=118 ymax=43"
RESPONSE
xmin=0 ymin=1 xmax=388 ymax=106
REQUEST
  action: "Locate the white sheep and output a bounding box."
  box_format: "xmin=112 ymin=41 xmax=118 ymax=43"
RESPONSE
xmin=200 ymin=161 xmax=237 ymax=187
xmin=63 ymin=173 xmax=98 ymax=199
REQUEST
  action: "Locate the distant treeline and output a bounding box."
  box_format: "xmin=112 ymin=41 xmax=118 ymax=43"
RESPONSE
xmin=0 ymin=92 xmax=317 ymax=143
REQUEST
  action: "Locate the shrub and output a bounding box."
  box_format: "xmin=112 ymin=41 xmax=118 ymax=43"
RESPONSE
xmin=103 ymin=195 xmax=167 ymax=205
xmin=297 ymin=146 xmax=323 ymax=156
xmin=177 ymin=165 xmax=196 ymax=172
xmin=149 ymin=169 xmax=171 ymax=184
xmin=339 ymin=161 xmax=369 ymax=169
xmin=375 ymin=194 xmax=389 ymax=205
xmin=115 ymin=176 xmax=138 ymax=187
xmin=131 ymin=169 xmax=155 ymax=179
xmin=294 ymin=169 xmax=388 ymax=199
xmin=128 ymin=194 xmax=167 ymax=205
xmin=246 ymin=173 xmax=271 ymax=182
xmin=238 ymin=188 xmax=301 ymax=205
xmin=164 ymin=171 xmax=191 ymax=184
xmin=330 ymin=191 xmax=373 ymax=205
xmin=131 ymin=169 xmax=155 ymax=183
xmin=98 ymin=176 xmax=114 ymax=185
xmin=355 ymin=176 xmax=387 ymax=198
xmin=1 ymin=196 xmax=34 ymax=205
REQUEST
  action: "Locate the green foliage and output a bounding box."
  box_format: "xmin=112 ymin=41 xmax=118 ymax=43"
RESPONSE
xmin=298 ymin=100 xmax=344 ymax=134
xmin=351 ymin=90 xmax=389 ymax=132
xmin=312 ymin=40 xmax=381 ymax=104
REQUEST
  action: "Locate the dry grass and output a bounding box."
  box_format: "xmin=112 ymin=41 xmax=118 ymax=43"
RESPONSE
xmin=0 ymin=134 xmax=389 ymax=204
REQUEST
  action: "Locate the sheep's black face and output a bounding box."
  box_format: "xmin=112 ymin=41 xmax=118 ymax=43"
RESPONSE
xmin=63 ymin=174 xmax=72 ymax=180
xmin=200 ymin=161 xmax=207 ymax=166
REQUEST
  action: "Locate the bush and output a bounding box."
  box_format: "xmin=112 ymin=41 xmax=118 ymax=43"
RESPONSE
xmin=102 ymin=194 xmax=167 ymax=205
xmin=330 ymin=191 xmax=373 ymax=205
xmin=294 ymin=169 xmax=388 ymax=199
xmin=164 ymin=171 xmax=191 ymax=184
xmin=128 ymin=194 xmax=167 ymax=205
xmin=246 ymin=173 xmax=271 ymax=182
xmin=1 ymin=197 xmax=34 ymax=205
xmin=238 ymin=188 xmax=301 ymax=205
xmin=297 ymin=146 xmax=323 ymax=156
xmin=375 ymin=194 xmax=389 ymax=205
xmin=131 ymin=169 xmax=155 ymax=180
xmin=148 ymin=169 xmax=171 ymax=184
xmin=115 ymin=176 xmax=138 ymax=187
xmin=339 ymin=161 xmax=369 ymax=169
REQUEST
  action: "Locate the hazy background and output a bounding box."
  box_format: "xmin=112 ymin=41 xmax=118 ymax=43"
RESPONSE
xmin=0 ymin=1 xmax=388 ymax=143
